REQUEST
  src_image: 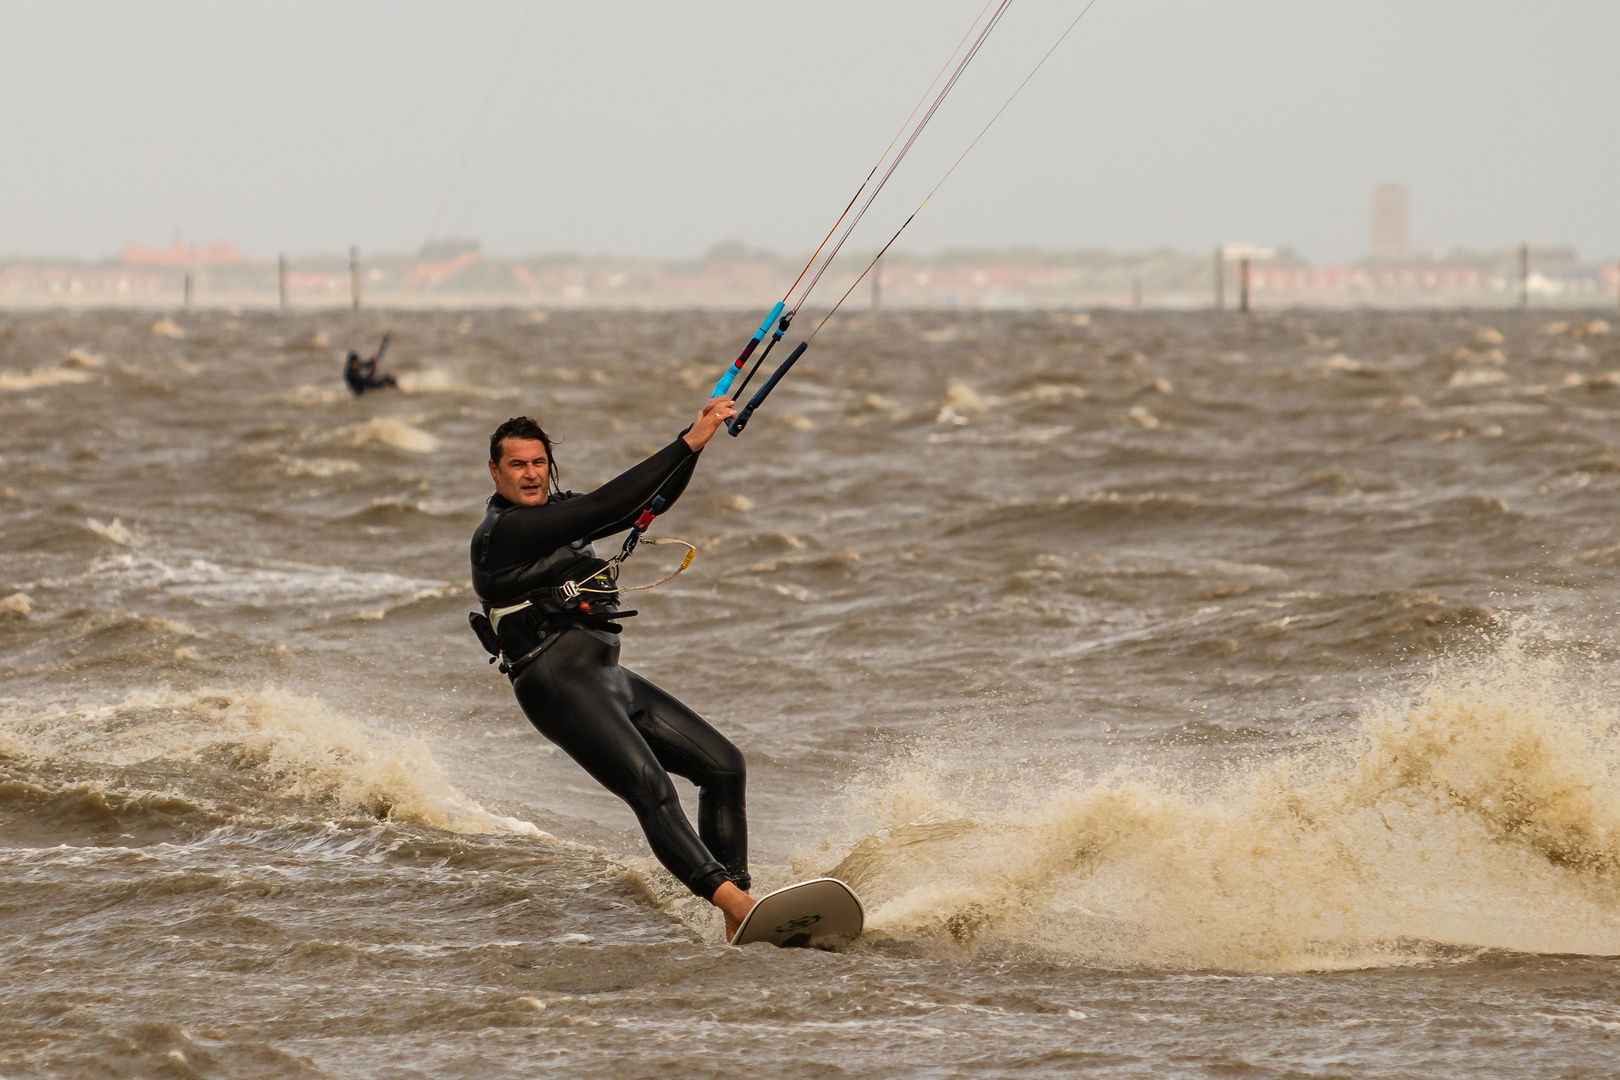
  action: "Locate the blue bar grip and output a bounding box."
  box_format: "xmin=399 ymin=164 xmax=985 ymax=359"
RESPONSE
xmin=732 ymin=310 xmax=795 ymax=401
xmin=710 ymin=353 xmax=750 ymax=398
xmin=711 ymin=302 xmax=785 ymax=397
xmin=728 ymin=341 xmax=808 ymax=437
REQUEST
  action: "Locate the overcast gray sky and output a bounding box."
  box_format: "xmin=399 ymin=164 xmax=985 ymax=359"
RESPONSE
xmin=2 ymin=1 xmax=1615 ymax=264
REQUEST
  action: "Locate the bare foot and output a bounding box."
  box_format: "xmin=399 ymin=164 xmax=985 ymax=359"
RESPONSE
xmin=712 ymin=881 xmax=755 ymax=942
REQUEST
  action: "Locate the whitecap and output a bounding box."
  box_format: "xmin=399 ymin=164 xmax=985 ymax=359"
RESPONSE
xmin=346 ymin=417 xmax=441 ymax=453
xmin=0 ymin=367 xmax=93 ymax=392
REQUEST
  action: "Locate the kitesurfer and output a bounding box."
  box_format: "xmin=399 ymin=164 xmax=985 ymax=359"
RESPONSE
xmin=344 ymin=334 xmax=397 ymax=395
xmin=469 ymin=402 xmax=756 ymax=936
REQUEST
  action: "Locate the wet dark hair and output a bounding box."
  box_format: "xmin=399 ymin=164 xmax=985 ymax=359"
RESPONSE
xmin=488 ymin=416 xmax=560 ymax=487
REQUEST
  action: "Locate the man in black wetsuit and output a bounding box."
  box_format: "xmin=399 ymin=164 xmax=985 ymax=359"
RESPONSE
xmin=470 ymin=399 xmax=757 ymax=936
xmin=344 ymin=334 xmax=397 ymax=396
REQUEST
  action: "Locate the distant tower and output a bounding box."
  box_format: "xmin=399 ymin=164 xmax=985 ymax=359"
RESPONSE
xmin=1371 ymin=183 xmax=1409 ymax=262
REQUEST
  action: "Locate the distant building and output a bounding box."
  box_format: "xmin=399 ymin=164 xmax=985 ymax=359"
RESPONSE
xmin=1371 ymin=183 xmax=1409 ymax=262
xmin=419 ymin=237 xmax=481 ymax=261
xmin=122 ymin=231 xmax=245 ymax=266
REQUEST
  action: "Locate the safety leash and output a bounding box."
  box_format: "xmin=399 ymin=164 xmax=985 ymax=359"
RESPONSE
xmin=555 ymin=495 xmax=697 ymax=603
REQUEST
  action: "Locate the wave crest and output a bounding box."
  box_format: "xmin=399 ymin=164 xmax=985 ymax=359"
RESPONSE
xmin=820 ymin=645 xmax=1620 ymax=969
xmin=1 ymin=687 xmax=547 ymax=838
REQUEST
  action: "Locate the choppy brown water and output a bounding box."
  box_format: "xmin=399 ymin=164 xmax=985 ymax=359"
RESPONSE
xmin=4 ymin=306 xmax=1620 ymax=1077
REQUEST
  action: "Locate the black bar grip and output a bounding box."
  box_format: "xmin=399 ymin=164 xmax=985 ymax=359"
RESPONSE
xmin=733 ymin=334 xmax=780 ymax=401
xmin=728 ymin=341 xmax=809 ymax=437
xmin=733 ymin=312 xmax=796 ymax=400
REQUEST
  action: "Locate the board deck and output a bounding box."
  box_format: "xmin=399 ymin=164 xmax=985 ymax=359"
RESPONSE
xmin=729 ymin=877 xmax=864 ymax=948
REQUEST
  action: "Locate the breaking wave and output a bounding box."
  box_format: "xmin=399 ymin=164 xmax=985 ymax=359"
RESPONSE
xmin=345 ymin=417 xmax=441 ymax=453
xmin=396 ymin=367 xmax=517 ymax=398
xmin=0 ymin=686 xmax=546 ymax=838
xmin=51 ymin=552 xmax=444 ymax=611
xmin=0 ymin=366 xmax=94 ymax=392
xmin=817 ymin=639 xmax=1620 ymax=970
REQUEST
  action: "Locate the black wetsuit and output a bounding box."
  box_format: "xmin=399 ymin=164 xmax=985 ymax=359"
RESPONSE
xmin=470 ymin=436 xmax=748 ymax=900
xmin=344 ymin=353 xmax=397 ymax=395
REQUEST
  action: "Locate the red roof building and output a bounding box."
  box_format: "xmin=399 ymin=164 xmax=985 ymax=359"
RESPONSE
xmin=121 ymin=232 xmax=245 ymax=265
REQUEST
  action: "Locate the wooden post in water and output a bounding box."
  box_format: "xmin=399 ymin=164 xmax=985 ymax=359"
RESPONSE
xmin=1519 ymin=242 xmax=1530 ymax=308
xmin=278 ymin=253 xmax=288 ymax=311
xmin=350 ymin=246 xmax=362 ymax=311
xmin=1219 ymin=244 xmax=1271 ymax=316
xmin=183 ymin=272 xmax=193 ymax=312
xmin=1213 ymin=247 xmax=1224 ymax=311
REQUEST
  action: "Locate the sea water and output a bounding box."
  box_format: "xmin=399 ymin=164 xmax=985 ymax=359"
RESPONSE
xmin=2 ymin=308 xmax=1619 ymax=1077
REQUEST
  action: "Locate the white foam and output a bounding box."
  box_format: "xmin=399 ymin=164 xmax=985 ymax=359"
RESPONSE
xmin=278 ymin=456 xmax=360 ymax=477
xmin=1012 ymin=383 xmax=1088 ymax=404
xmin=936 ymin=378 xmax=987 ymax=424
xmin=0 ymin=686 xmax=551 ymax=837
xmin=1450 ymin=369 xmax=1509 ymax=388
xmin=0 ymin=367 xmax=93 ymax=392
xmin=62 ymin=348 xmax=105 ymax=369
xmin=283 ymin=384 xmax=343 ymax=406
xmin=85 ymin=517 xmax=143 ymax=546
xmin=395 ymin=368 xmax=517 ymax=399
xmin=818 ymin=641 xmax=1620 ymax=970
xmin=1127 ymin=405 xmax=1160 ymax=428
xmin=54 ymin=552 xmax=443 ymax=610
xmin=346 ymin=417 xmax=440 ymax=453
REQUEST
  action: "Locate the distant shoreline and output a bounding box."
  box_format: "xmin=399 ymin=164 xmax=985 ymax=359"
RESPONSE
xmin=4 ymin=245 xmax=1613 ymax=312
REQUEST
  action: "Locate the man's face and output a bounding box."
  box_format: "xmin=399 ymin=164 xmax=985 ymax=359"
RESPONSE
xmin=489 ymin=437 xmax=550 ymax=506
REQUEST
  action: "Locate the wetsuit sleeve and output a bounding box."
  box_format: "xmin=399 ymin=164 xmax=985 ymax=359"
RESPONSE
xmin=582 ymin=443 xmax=700 ymax=542
xmin=493 ymin=436 xmax=698 ymax=555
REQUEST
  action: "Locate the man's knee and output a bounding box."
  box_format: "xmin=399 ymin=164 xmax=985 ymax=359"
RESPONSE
xmin=704 ymin=744 xmax=746 ymax=794
xmin=622 ymin=761 xmax=681 ymax=815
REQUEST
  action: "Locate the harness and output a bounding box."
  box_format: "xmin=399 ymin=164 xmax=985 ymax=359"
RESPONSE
xmin=469 ymin=496 xmax=695 ymax=677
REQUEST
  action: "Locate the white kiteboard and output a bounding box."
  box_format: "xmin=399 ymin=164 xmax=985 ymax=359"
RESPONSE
xmin=729 ymin=877 xmax=864 ymax=949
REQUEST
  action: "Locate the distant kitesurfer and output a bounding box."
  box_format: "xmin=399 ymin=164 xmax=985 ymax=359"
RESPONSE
xmin=469 ymin=402 xmax=756 ymax=937
xmin=344 ymin=333 xmax=397 ymax=395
